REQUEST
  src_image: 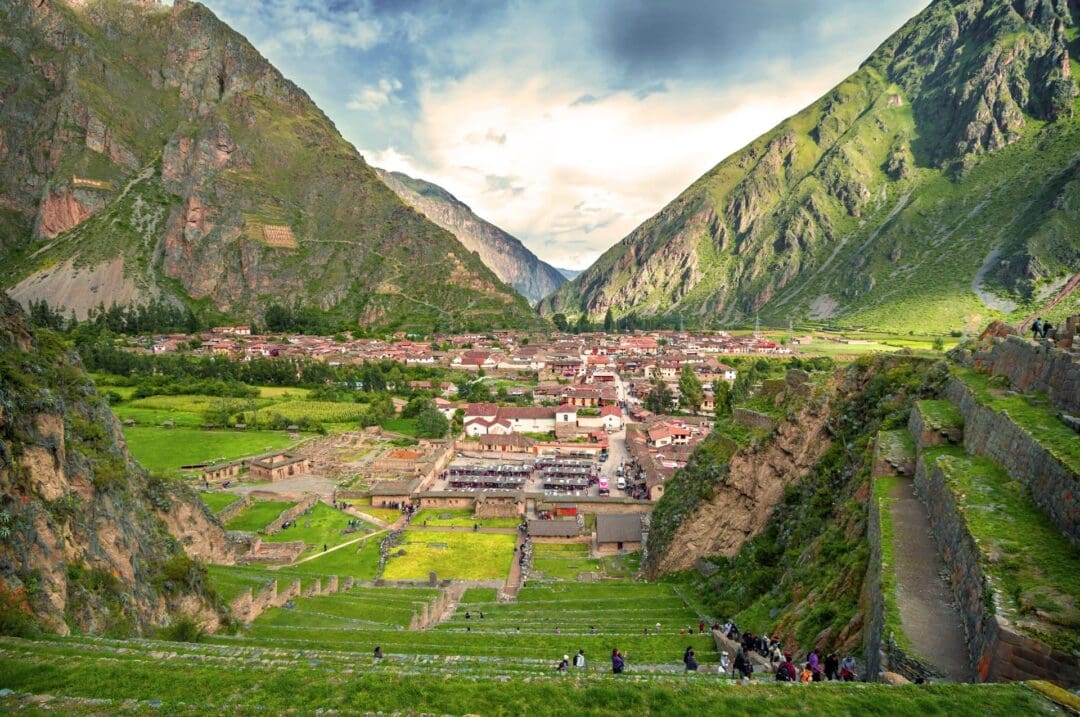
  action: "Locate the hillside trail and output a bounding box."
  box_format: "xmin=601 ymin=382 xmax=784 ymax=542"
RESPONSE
xmin=888 ymin=477 xmax=971 ymax=681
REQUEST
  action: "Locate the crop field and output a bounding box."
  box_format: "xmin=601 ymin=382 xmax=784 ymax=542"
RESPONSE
xmin=412 ymin=508 xmax=521 ymax=529
xmin=246 ymin=400 xmax=368 ymax=425
xmin=121 ymin=427 xmax=297 ymax=476
xmin=128 ymin=394 xmax=278 ymax=413
xmin=198 ymin=491 xmax=240 ymax=513
xmin=223 ymin=500 xmax=295 ymax=533
xmin=264 ymin=503 xmax=377 ymax=553
xmin=531 ymin=543 xmax=601 ymax=581
xmin=380 ymin=417 xmax=420 ymax=436
xmin=382 ymin=530 xmax=516 ymax=580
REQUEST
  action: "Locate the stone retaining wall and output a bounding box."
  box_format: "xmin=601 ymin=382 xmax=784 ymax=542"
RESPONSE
xmin=227 ymin=575 xmax=357 ymax=625
xmin=732 ymin=408 xmax=776 ymax=432
xmin=907 ymin=403 xmax=961 ymax=453
xmin=946 ymin=378 xmax=1079 ymax=547
xmin=218 ymin=495 xmax=252 ymax=523
xmin=861 ymin=478 xmax=886 ymax=681
xmin=914 ymin=456 xmax=1079 ymax=687
xmin=972 ymin=335 xmax=1080 ymax=414
xmin=265 ymin=494 xmax=320 ymax=535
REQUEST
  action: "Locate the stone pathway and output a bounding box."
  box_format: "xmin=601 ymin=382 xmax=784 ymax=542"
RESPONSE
xmin=888 ymin=477 xmax=970 ymax=681
xmin=502 ymin=533 xmax=526 ymax=600
xmin=279 ymin=514 xmax=407 ymax=568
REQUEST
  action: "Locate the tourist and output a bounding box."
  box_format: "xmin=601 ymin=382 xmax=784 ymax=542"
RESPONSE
xmin=685 ymin=648 xmax=699 ymax=672
xmin=373 ymin=646 xmax=382 ymax=660
xmin=808 ymin=650 xmax=820 ymax=676
xmin=1032 ymin=318 xmax=1043 ymax=340
xmin=1042 ymin=321 xmax=1054 ymax=339
xmin=775 ymin=653 xmax=797 ymax=682
xmin=734 ymin=646 xmax=752 ymax=680
xmin=839 ymin=655 xmax=857 ymax=681
xmin=770 ymin=642 xmax=783 ymax=666
xmin=611 ymin=648 xmax=625 ymax=674
xmin=683 ymin=645 xmax=692 ymax=667
xmin=574 ymin=650 xmax=586 ymax=669
xmin=719 ymin=650 xmax=731 ymax=676
xmin=554 ymin=626 xmax=560 ymax=635
xmin=800 ymin=663 xmax=813 ymax=683
xmin=698 ymin=620 xmax=705 ymax=634
xmin=465 ymin=611 xmax=471 ymax=620
xmin=479 ymin=611 xmax=484 ymax=619
xmin=556 ymin=655 xmax=569 ymax=672
xmin=655 ymin=622 xmax=661 ymax=634
xmin=824 ymin=653 xmax=839 ymax=681
xmin=322 ymin=543 xmax=327 ymax=552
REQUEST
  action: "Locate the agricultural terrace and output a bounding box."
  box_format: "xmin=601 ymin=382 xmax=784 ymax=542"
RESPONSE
xmin=222 ymin=500 xmax=295 ymax=533
xmin=381 ymin=531 xmax=517 ymax=581
xmin=411 ymin=508 xmax=521 ymax=529
xmin=530 ymin=543 xmax=602 ymax=581
xmin=263 ymin=503 xmax=378 ymax=555
xmin=198 ymin=491 xmax=240 ymax=513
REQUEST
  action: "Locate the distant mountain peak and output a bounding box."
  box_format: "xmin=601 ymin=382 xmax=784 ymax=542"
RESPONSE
xmin=375 ymin=168 xmax=566 ymax=304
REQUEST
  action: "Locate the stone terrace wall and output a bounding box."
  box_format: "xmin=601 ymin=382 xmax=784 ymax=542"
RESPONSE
xmin=217 ymin=495 xmax=252 ymax=523
xmin=907 ymin=403 xmax=962 ymax=452
xmin=265 ymin=494 xmax=320 ymax=535
xmin=972 ymin=335 xmax=1080 ymax=414
xmin=732 ymin=408 xmax=776 ymax=432
xmin=862 ymin=479 xmax=886 ymax=681
xmin=914 ymin=456 xmax=1080 ymax=687
xmin=946 ymin=378 xmax=1079 ymax=547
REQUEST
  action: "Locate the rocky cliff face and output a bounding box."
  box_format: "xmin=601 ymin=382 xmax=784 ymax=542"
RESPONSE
xmin=0 ymin=0 xmax=540 ymax=332
xmin=375 ymin=169 xmax=566 ymax=304
xmin=0 ymin=292 xmax=231 ymax=636
xmin=542 ymin=0 xmax=1080 ymax=332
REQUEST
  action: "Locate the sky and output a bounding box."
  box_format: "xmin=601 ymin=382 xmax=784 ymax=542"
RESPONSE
xmin=201 ymin=0 xmax=929 ymax=270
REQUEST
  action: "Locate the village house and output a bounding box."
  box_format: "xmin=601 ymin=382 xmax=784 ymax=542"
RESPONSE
xmin=248 ymin=452 xmax=310 ymax=482
xmin=595 ymin=514 xmax=645 ymax=555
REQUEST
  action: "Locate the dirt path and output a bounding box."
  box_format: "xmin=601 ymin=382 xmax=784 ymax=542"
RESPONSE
xmin=888 ymin=478 xmax=971 ymax=681
xmin=502 ymin=533 xmax=525 ymax=600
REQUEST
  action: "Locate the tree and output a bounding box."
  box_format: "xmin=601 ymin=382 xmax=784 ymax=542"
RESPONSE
xmin=574 ymin=314 xmax=591 ymax=334
xmin=932 ymin=336 xmax=945 ymax=351
xmin=644 ymin=368 xmax=673 ymax=414
xmin=552 ymin=314 xmax=569 ymax=332
xmin=416 ymin=406 xmax=450 ymax=438
xmin=714 ymin=381 xmax=733 ymax=418
xmin=603 ymin=308 xmax=614 ymax=333
xmin=402 ymin=396 xmax=435 ymax=418
xmin=678 ymin=365 xmax=704 ymax=415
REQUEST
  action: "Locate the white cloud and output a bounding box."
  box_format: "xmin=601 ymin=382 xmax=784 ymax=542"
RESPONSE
xmin=346 ymin=78 xmax=403 ymax=112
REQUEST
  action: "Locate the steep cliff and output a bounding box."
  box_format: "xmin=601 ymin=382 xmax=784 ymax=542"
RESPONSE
xmin=542 ymin=0 xmax=1080 ymax=332
xmin=375 ymin=169 xmax=566 ymax=304
xmin=0 ymin=292 xmax=231 ymax=636
xmin=0 ymin=0 xmax=541 ymax=332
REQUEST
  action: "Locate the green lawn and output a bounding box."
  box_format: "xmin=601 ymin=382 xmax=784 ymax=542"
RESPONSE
xmin=412 ymin=508 xmax=521 ymax=529
xmin=121 ymin=426 xmax=297 ymax=476
xmin=223 ymin=500 xmax=295 ymax=533
xmin=380 ymin=417 xmax=420 ymax=436
xmin=601 ymin=551 xmax=642 ymax=578
xmin=264 ymin=502 xmax=375 ymax=551
xmin=383 ymin=531 xmax=515 ymax=580
xmin=272 ymin=537 xmax=383 ymax=579
xmin=198 ymin=491 xmax=240 ymax=513
xmin=0 ymin=650 xmax=1058 ymax=717
xmin=915 ymin=399 xmax=964 ymax=430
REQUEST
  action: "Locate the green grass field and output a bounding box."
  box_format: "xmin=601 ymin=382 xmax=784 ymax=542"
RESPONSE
xmin=264 ymin=503 xmax=375 ymax=553
xmin=223 ymin=500 xmax=295 ymax=533
xmin=121 ymin=426 xmax=297 ymax=476
xmin=380 ymin=417 xmax=420 ymax=436
xmin=382 ymin=530 xmax=516 ymax=580
xmin=198 ymin=491 xmax=240 ymax=513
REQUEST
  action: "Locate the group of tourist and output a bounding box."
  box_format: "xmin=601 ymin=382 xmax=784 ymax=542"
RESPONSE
xmin=1031 ymin=318 xmax=1055 ymax=341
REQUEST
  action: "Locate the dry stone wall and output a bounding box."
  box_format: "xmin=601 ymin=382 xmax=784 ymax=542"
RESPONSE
xmin=265 ymin=495 xmax=319 ymax=535
xmin=945 ymin=378 xmax=1079 ymax=547
xmin=971 ymin=335 xmax=1080 ymax=414
xmin=914 ymin=456 xmax=1080 ymax=687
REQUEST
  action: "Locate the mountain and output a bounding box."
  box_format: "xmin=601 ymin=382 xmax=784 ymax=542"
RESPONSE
xmin=542 ymin=0 xmax=1080 ymax=333
xmin=557 ymin=268 xmax=582 ymax=281
xmin=0 ymin=291 xmax=232 ymax=636
xmin=0 ymin=0 xmax=542 ymax=333
xmin=375 ymin=169 xmax=566 ymax=304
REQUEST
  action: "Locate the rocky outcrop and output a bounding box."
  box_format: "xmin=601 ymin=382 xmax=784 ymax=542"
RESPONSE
xmin=0 ymin=0 xmax=541 ymax=331
xmin=654 ymin=395 xmax=832 ymax=573
xmin=375 ymin=169 xmax=565 ymax=304
xmin=0 ymin=292 xmax=226 ymax=635
xmin=970 ymin=334 xmax=1080 ymax=414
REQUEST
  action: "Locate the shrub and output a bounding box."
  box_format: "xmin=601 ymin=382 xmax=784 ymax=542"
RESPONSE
xmin=161 ymin=616 xmax=204 ymax=643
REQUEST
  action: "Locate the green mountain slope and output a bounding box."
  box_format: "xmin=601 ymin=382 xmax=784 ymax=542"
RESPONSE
xmin=375 ymin=169 xmax=566 ymax=304
xmin=541 ymin=0 xmax=1080 ymax=332
xmin=0 ymin=0 xmax=542 ymax=333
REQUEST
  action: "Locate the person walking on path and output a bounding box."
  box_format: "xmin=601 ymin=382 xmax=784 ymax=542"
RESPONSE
xmin=555 ymin=655 xmax=569 ymax=673
xmin=612 ymin=648 xmax=625 ymax=674
xmin=573 ymin=650 xmax=586 ymax=669
xmin=734 ymin=646 xmax=752 ymax=681
xmin=776 ymin=653 xmax=797 ymax=682
xmin=685 ymin=648 xmax=699 ymax=672
xmin=1032 ymin=318 xmax=1043 ymax=340
xmin=373 ymin=646 xmax=382 ymax=660
xmin=1042 ymin=321 xmax=1054 ymax=339
xmin=839 ymin=655 xmax=857 ymax=681
xmin=824 ymin=653 xmax=839 ymax=681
